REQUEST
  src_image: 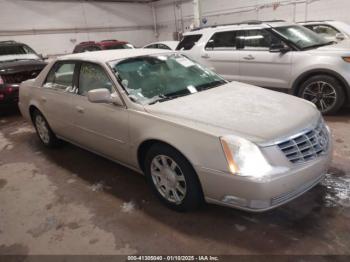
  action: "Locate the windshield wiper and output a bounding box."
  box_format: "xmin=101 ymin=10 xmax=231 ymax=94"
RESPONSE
xmin=148 ymin=92 xmax=190 ymax=105
xmin=148 ymin=80 xmax=226 ymax=105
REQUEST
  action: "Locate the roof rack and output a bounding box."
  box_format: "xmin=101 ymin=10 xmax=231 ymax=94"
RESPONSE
xmin=191 ymin=20 xmax=286 ymax=31
xmin=79 ymin=41 xmax=96 ymax=45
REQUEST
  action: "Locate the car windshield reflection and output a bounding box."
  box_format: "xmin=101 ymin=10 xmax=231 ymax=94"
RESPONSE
xmin=109 ymin=54 xmax=226 ymax=105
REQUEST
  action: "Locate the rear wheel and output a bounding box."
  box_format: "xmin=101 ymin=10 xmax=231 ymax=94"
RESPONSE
xmin=298 ymin=75 xmax=345 ymax=114
xmin=144 ymin=143 xmax=203 ymax=211
xmin=33 ymin=110 xmax=60 ymax=147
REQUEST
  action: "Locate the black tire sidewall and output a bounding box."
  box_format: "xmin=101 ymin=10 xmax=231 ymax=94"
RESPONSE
xmin=33 ymin=110 xmax=59 ymax=147
xmin=298 ymin=75 xmax=345 ymax=115
xmin=144 ymin=143 xmax=203 ymax=212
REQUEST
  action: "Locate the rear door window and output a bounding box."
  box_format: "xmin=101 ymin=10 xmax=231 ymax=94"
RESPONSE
xmin=44 ymin=62 xmax=76 ymax=92
xmin=205 ymin=31 xmax=238 ymax=51
xmin=158 ymin=44 xmax=172 ymax=50
xmin=145 ymin=44 xmax=158 ymax=49
xmin=176 ymin=34 xmax=202 ymax=50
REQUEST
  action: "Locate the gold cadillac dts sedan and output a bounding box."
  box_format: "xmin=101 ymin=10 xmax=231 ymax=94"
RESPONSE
xmin=19 ymin=49 xmax=332 ymax=212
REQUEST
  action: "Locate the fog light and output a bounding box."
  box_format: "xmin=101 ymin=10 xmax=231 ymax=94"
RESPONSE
xmin=222 ymin=195 xmax=248 ymax=207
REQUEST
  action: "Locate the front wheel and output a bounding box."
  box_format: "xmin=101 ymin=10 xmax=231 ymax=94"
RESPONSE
xmin=144 ymin=143 xmax=203 ymax=211
xmin=298 ymin=75 xmax=345 ymax=114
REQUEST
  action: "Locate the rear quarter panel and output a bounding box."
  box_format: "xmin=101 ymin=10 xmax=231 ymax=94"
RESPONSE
xmin=18 ymin=61 xmax=54 ymax=123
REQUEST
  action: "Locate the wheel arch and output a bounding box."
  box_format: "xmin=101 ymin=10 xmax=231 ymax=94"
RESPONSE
xmin=137 ymin=139 xmax=192 ymax=173
xmin=137 ymin=139 xmax=204 ymax=197
xmin=291 ymin=69 xmax=350 ymax=103
xmin=29 ymin=104 xmax=40 ymax=123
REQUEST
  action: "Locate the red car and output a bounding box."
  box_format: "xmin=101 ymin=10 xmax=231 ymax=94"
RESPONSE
xmin=73 ymin=39 xmax=134 ymax=53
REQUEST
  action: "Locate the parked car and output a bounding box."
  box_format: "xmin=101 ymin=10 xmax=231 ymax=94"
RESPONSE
xmin=19 ymin=49 xmax=332 ymax=212
xmin=299 ymin=20 xmax=350 ymax=42
xmin=73 ymin=39 xmax=134 ymax=53
xmin=144 ymin=41 xmax=179 ymax=51
xmin=0 ymin=41 xmax=47 ymax=107
xmin=178 ymin=20 xmax=350 ymax=114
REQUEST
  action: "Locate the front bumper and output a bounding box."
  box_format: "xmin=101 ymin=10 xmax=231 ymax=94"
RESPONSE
xmin=196 ymin=142 xmax=332 ymax=212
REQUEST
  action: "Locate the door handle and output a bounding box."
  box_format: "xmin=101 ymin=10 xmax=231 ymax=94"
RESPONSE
xmin=76 ymin=106 xmax=84 ymax=113
xmin=201 ymin=54 xmax=210 ymax=59
xmin=40 ymin=96 xmax=47 ymax=103
xmin=243 ymin=54 xmax=255 ymax=60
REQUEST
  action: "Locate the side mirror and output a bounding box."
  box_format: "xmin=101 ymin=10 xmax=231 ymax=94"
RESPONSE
xmin=38 ymin=54 xmax=48 ymax=60
xmin=270 ymin=43 xmax=290 ymax=53
xmin=87 ymin=88 xmax=123 ymax=106
xmin=336 ymin=33 xmax=346 ymax=41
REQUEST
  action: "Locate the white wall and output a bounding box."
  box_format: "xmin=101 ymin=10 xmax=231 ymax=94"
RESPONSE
xmin=0 ymin=0 xmax=157 ymax=56
xmin=155 ymin=0 xmax=350 ymax=41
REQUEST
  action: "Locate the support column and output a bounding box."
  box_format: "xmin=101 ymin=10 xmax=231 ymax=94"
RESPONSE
xmin=193 ymin=0 xmax=201 ymax=28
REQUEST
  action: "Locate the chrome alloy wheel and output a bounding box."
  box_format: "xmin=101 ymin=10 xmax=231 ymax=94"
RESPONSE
xmin=35 ymin=115 xmax=50 ymax=144
xmin=302 ymin=81 xmax=337 ymax=113
xmin=150 ymin=155 xmax=187 ymax=204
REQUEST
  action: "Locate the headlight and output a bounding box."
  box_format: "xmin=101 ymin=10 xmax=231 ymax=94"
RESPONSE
xmin=220 ymin=136 xmax=288 ymax=178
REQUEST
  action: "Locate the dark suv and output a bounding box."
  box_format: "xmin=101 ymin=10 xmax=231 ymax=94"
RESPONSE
xmin=73 ymin=39 xmax=134 ymax=53
xmin=0 ymin=41 xmax=47 ymax=107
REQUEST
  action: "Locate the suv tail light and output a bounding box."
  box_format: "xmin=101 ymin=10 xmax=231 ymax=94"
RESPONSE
xmin=0 ymin=75 xmax=4 ymax=85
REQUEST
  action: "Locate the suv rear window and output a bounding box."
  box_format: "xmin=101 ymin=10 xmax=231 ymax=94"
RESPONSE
xmin=176 ymin=34 xmax=202 ymax=51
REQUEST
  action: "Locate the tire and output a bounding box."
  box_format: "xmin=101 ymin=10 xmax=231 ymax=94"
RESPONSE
xmin=32 ymin=110 xmax=60 ymax=147
xmin=144 ymin=143 xmax=203 ymax=212
xmin=298 ymin=75 xmax=345 ymax=115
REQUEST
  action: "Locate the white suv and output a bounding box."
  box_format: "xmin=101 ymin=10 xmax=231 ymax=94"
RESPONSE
xmin=177 ymin=20 xmax=350 ymax=114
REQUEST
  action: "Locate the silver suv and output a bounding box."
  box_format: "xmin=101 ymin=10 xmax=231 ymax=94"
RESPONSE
xmin=177 ymin=20 xmax=350 ymax=114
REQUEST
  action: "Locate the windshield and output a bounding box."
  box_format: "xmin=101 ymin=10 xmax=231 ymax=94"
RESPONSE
xmin=0 ymin=44 xmax=36 ymax=56
xmin=109 ymin=54 xmax=226 ymax=104
xmin=273 ymin=25 xmax=332 ymax=49
xmin=0 ymin=44 xmax=39 ymax=62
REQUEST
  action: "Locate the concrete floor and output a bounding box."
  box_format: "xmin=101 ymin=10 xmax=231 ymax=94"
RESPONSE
xmin=0 ymin=108 xmax=350 ymax=255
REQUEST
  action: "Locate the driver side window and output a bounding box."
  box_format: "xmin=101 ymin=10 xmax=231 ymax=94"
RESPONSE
xmin=242 ymin=29 xmax=282 ymax=50
xmin=78 ymin=63 xmax=113 ymax=96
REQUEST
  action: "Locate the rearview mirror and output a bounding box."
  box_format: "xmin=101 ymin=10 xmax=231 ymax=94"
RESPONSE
xmin=87 ymin=88 xmax=123 ymax=106
xmin=336 ymin=33 xmax=346 ymax=41
xmin=270 ymin=43 xmax=290 ymax=53
xmin=38 ymin=54 xmax=48 ymax=60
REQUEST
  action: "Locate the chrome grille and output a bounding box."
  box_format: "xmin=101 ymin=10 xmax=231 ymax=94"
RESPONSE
xmin=277 ymin=120 xmax=329 ymax=164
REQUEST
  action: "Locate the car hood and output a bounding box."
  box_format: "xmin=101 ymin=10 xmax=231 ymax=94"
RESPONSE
xmin=145 ymin=82 xmax=320 ymax=145
xmin=312 ymin=39 xmax=350 ymax=52
xmin=0 ymin=56 xmax=47 ymax=74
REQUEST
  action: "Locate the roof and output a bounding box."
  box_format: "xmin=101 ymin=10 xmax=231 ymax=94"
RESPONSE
xmin=185 ymin=21 xmax=293 ymax=35
xmin=298 ymin=20 xmax=334 ymax=24
xmin=143 ymin=41 xmax=179 ymax=50
xmin=0 ymin=40 xmax=24 ymax=46
xmin=59 ymin=49 xmax=172 ymax=63
xmin=76 ymin=39 xmax=129 ymax=47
